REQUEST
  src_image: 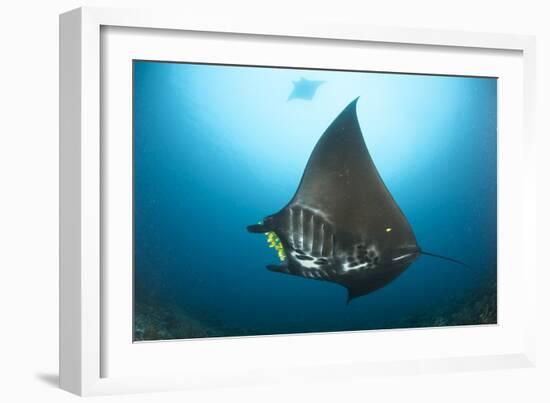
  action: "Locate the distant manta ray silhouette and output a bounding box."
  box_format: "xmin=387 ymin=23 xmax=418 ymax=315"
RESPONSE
xmin=287 ymin=77 xmax=324 ymax=101
xmin=247 ymin=98 xmax=468 ymax=303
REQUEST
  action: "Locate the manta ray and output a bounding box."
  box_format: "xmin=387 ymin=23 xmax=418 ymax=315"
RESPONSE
xmin=247 ymin=98 xmax=467 ymax=302
xmin=288 ymin=77 xmax=324 ymax=101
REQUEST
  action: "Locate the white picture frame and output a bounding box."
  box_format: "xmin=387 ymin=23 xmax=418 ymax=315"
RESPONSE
xmin=59 ymin=6 xmax=537 ymax=396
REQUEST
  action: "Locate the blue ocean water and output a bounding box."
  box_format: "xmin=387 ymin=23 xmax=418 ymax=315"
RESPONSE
xmin=133 ymin=61 xmax=497 ymax=340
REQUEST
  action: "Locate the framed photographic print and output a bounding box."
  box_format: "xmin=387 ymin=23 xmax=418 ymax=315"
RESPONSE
xmin=60 ymin=7 xmax=537 ymax=396
xmin=132 ymin=60 xmax=497 ymax=341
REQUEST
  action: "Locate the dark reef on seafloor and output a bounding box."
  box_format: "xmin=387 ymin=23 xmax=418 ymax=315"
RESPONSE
xmin=134 ymin=269 xmax=496 ymax=341
xmin=392 ymin=273 xmax=497 ymax=329
xmin=134 ymin=298 xmax=210 ymax=341
xmin=134 ymin=286 xmax=254 ymax=341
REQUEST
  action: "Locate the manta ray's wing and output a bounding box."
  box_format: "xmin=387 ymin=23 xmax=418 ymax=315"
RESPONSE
xmin=287 ymin=97 xmax=416 ymax=247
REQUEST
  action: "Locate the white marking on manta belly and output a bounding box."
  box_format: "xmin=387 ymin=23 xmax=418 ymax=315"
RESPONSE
xmin=299 ymin=208 xmax=304 ymax=249
xmin=319 ymin=223 xmax=325 ymax=255
xmin=342 ymin=261 xmax=374 ymax=272
xmin=290 ymin=251 xmax=323 ymax=271
xmin=339 ymin=244 xmax=380 ymax=272
xmin=295 ymin=257 xmax=319 ymax=270
xmin=291 ymin=202 xmax=329 ymax=222
xmin=288 ymin=208 xmax=294 ymax=247
xmin=392 ymin=253 xmax=415 ymax=262
xmin=342 ymin=262 xmax=355 ymax=272
xmin=309 ymin=214 xmax=315 ymax=251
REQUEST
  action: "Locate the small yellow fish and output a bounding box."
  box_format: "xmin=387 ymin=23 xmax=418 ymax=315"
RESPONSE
xmin=264 ymin=231 xmax=286 ymax=261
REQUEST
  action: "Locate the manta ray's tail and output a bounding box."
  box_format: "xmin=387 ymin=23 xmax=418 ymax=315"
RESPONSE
xmin=419 ymin=250 xmax=471 ymax=269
